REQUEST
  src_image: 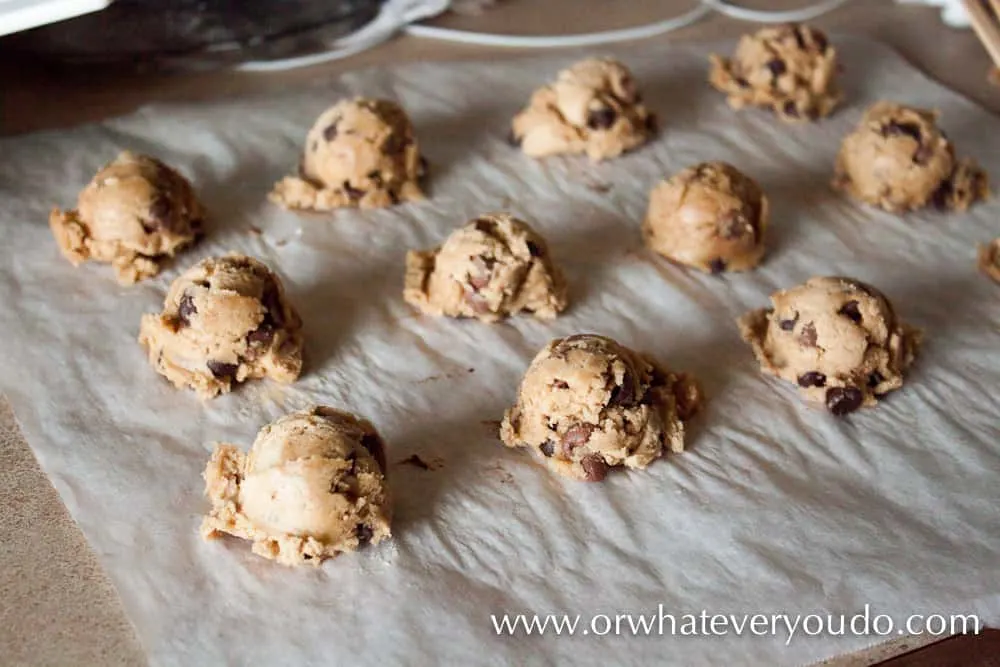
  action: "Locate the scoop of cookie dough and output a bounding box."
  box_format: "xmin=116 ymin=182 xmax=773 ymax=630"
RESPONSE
xmin=643 ymin=161 xmax=769 ymax=273
xmin=500 ymin=334 xmax=702 ymax=482
xmin=201 ymin=406 xmax=391 ymax=566
xmin=979 ymin=238 xmax=1000 ymax=283
xmin=49 ymin=151 xmax=205 ymax=284
xmin=270 ymin=98 xmax=425 ymax=212
xmin=404 ymin=213 xmax=568 ymax=323
xmin=738 ymin=277 xmax=922 ymax=416
xmin=833 ymin=102 xmax=989 ymax=213
xmin=138 ymin=254 xmax=303 ymax=399
xmin=511 ymin=57 xmax=656 ymax=162
xmin=709 ymin=23 xmax=840 ymax=121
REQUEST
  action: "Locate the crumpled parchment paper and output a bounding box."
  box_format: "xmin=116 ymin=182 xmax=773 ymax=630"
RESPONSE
xmin=1 ymin=36 xmax=999 ymax=667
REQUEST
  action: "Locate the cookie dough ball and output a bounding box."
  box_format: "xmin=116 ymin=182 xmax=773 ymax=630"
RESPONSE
xmin=49 ymin=151 xmax=205 ymax=285
xmin=500 ymin=334 xmax=703 ymax=482
xmin=643 ymin=161 xmax=769 ymax=273
xmin=979 ymin=238 xmax=1000 ymax=283
xmin=709 ymin=23 xmax=840 ymax=121
xmin=833 ymin=102 xmax=989 ymax=213
xmin=404 ymin=213 xmax=568 ymax=323
xmin=270 ymin=98 xmax=425 ymax=212
xmin=201 ymin=406 xmax=391 ymax=566
xmin=138 ymin=254 xmax=303 ymax=399
xmin=738 ymin=277 xmax=922 ymax=416
xmin=511 ymin=57 xmax=656 ymax=162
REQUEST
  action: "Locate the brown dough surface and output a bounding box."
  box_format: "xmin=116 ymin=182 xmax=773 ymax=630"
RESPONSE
xmin=49 ymin=151 xmax=205 ymax=284
xmin=643 ymin=161 xmax=769 ymax=273
xmin=979 ymin=238 xmax=1000 ymax=283
xmin=202 ymin=406 xmax=392 ymax=566
xmin=138 ymin=254 xmax=303 ymax=399
xmin=270 ymin=98 xmax=425 ymax=211
xmin=738 ymin=276 xmax=922 ymax=416
xmin=404 ymin=213 xmax=568 ymax=323
xmin=500 ymin=334 xmax=702 ymax=482
xmin=511 ymin=57 xmax=656 ymax=162
xmin=833 ymin=101 xmax=989 ymax=213
xmin=709 ymin=23 xmax=840 ymax=122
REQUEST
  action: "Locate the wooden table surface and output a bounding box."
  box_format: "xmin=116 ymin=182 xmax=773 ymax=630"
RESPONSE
xmin=1 ymin=1 xmax=997 ymax=665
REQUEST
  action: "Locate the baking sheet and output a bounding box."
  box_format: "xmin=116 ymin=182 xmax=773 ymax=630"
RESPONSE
xmin=2 ymin=37 xmax=999 ymax=667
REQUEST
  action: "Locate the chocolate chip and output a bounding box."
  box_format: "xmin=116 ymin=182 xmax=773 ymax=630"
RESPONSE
xmin=474 ymin=218 xmax=498 ymax=236
xmin=779 ymin=312 xmax=799 ymax=331
xmin=798 ymin=372 xmax=827 ymax=388
xmin=608 ymin=372 xmax=637 ymax=408
xmin=560 ymin=423 xmax=595 ymax=453
xmin=826 ymin=386 xmax=863 ymax=416
xmin=207 ymin=361 xmax=238 ymax=380
xmin=581 ymin=455 xmax=609 ymax=482
xmin=540 ymin=441 xmax=555 ymax=457
xmin=709 ymin=258 xmax=727 ymax=274
xmin=913 ymin=145 xmax=935 ymax=166
xmin=323 ymin=123 xmax=338 ymax=141
xmin=526 ymin=240 xmax=542 ymax=257
xmin=766 ymin=59 xmax=787 ymax=77
xmin=931 ymin=179 xmax=953 ymax=210
xmin=246 ymin=323 xmax=275 ymax=346
xmin=838 ymin=300 xmax=862 ymax=323
xmin=343 ymin=182 xmax=365 ymax=201
xmin=177 ymin=293 xmax=197 ymax=326
xmin=586 ymin=107 xmax=617 ymax=130
xmin=356 ymin=524 xmax=374 ymax=545
xmin=261 ymin=281 xmax=286 ymax=329
xmin=782 ymin=100 xmax=800 ymax=118
xmin=868 ymin=371 xmax=885 ymax=388
xmin=189 ymin=218 xmax=205 ymax=238
xmin=367 ymin=170 xmax=383 ymax=187
xmin=735 ymin=77 xmax=750 ymax=89
xmin=792 ymin=25 xmax=806 ymax=50
xmin=813 ymin=31 xmax=828 ymax=53
xmin=552 ymin=380 xmax=569 ymax=389
xmin=383 ymin=132 xmax=406 ymax=155
xmin=799 ymin=322 xmax=818 ymax=347
xmin=507 ymin=130 xmax=522 ymax=147
xmin=883 ymin=121 xmax=922 ymax=142
xmin=360 ymin=433 xmax=387 ymax=472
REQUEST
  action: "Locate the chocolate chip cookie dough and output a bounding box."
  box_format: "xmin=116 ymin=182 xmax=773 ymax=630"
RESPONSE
xmin=643 ymin=161 xmax=769 ymax=273
xmin=510 ymin=57 xmax=656 ymax=162
xmin=49 ymin=151 xmax=205 ymax=284
xmin=738 ymin=277 xmax=922 ymax=416
xmin=270 ymin=98 xmax=425 ymax=211
xmin=979 ymin=238 xmax=1000 ymax=283
xmin=709 ymin=23 xmax=840 ymax=122
xmin=833 ymin=102 xmax=989 ymax=213
xmin=202 ymin=406 xmax=392 ymax=566
xmin=138 ymin=254 xmax=303 ymax=399
xmin=500 ymin=334 xmax=702 ymax=482
xmin=404 ymin=213 xmax=568 ymax=323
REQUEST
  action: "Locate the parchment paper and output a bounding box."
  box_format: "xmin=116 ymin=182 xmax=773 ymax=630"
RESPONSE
xmin=2 ymin=37 xmax=999 ymax=667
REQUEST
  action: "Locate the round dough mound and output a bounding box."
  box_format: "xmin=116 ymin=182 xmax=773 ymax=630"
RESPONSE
xmin=511 ymin=57 xmax=656 ymax=162
xmin=49 ymin=151 xmax=205 ymax=284
xmin=404 ymin=213 xmax=568 ymax=323
xmin=833 ymin=101 xmax=989 ymax=213
xmin=270 ymin=97 xmax=425 ymax=211
xmin=737 ymin=276 xmax=922 ymax=416
xmin=979 ymin=238 xmax=1000 ymax=283
xmin=138 ymin=254 xmax=303 ymax=399
xmin=201 ymin=406 xmax=392 ymax=566
xmin=709 ymin=23 xmax=840 ymax=121
xmin=643 ymin=161 xmax=769 ymax=273
xmin=500 ymin=334 xmax=702 ymax=482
